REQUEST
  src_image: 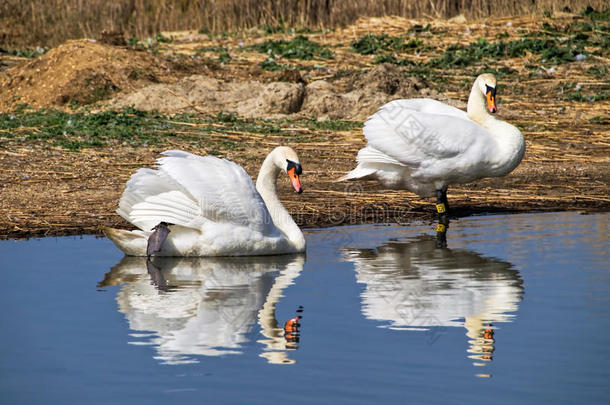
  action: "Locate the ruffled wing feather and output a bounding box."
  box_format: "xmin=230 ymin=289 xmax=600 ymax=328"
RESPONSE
xmin=118 ymin=151 xmax=276 ymax=236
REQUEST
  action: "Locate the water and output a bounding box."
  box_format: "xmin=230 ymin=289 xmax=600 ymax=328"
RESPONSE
xmin=1 ymin=212 xmax=608 ymax=404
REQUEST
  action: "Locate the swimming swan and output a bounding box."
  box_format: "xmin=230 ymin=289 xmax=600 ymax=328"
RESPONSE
xmin=340 ymin=73 xmax=525 ymax=215
xmin=104 ymin=146 xmax=306 ymax=256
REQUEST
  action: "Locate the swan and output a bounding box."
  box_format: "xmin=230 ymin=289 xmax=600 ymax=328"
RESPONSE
xmin=343 ymin=234 xmax=523 ymax=369
xmin=99 ymin=254 xmax=305 ymax=364
xmin=340 ymin=73 xmax=525 ymax=216
xmin=103 ymin=146 xmax=306 ymax=256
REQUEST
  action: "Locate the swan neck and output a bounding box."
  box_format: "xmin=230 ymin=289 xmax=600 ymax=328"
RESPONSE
xmin=466 ymin=81 xmax=491 ymax=125
xmin=257 ymin=256 xmax=304 ymax=364
xmin=256 ymin=152 xmax=305 ymax=250
xmin=256 ymin=152 xmax=281 ymax=193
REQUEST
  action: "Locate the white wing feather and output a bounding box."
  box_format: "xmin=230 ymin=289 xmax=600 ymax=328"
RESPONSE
xmin=363 ymin=99 xmax=492 ymax=166
xmin=118 ymin=151 xmax=275 ymax=235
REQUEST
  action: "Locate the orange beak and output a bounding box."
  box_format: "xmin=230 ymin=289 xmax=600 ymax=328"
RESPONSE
xmin=284 ymin=316 xmax=301 ymax=333
xmin=486 ymin=90 xmax=497 ymax=113
xmin=288 ymin=168 xmax=303 ymax=194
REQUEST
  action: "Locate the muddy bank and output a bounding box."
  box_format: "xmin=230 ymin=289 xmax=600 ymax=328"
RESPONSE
xmin=1 ymin=133 xmax=608 ymax=240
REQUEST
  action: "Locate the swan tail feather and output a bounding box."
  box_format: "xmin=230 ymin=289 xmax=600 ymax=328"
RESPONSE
xmin=337 ymin=147 xmax=402 ymax=182
xmin=356 ymin=146 xmax=403 ymax=165
xmin=102 ymin=227 xmax=148 ymax=256
xmin=337 ymin=165 xmax=376 ymax=182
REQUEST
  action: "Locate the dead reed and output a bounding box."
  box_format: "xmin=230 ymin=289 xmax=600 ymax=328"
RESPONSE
xmin=1 ymin=0 xmax=607 ymax=48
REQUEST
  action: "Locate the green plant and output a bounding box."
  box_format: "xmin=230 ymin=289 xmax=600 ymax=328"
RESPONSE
xmin=259 ymin=57 xmax=295 ymax=71
xmin=262 ymin=23 xmax=317 ymax=35
xmin=428 ymin=37 xmax=586 ymax=68
xmin=351 ymin=33 xmax=422 ymax=55
xmin=1 ymin=46 xmax=48 ymax=58
xmin=564 ymin=91 xmax=608 ymax=102
xmin=250 ymin=35 xmax=333 ymax=60
xmin=154 ymin=32 xmax=172 ymax=43
xmin=408 ymin=24 xmax=431 ymax=33
xmin=588 ymin=115 xmax=608 ymax=124
xmin=581 ymin=5 xmax=610 ymax=21
xmin=587 ymin=65 xmax=607 ymax=77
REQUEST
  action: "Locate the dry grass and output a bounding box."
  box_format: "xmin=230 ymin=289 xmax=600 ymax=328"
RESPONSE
xmin=1 ymin=0 xmax=608 ymax=47
xmin=0 ymin=12 xmax=608 ymax=238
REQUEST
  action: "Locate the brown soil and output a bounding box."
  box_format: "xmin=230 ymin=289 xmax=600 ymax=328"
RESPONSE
xmin=0 ymin=39 xmax=213 ymax=110
xmin=107 ymin=63 xmax=450 ymax=121
xmin=0 ymin=15 xmax=608 ymax=239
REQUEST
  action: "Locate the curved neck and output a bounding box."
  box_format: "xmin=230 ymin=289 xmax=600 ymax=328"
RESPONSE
xmin=467 ymin=80 xmax=525 ymax=176
xmin=467 ymin=80 xmax=493 ymax=126
xmin=256 ymin=152 xmax=305 ymax=250
xmin=257 ymin=255 xmax=305 ymax=364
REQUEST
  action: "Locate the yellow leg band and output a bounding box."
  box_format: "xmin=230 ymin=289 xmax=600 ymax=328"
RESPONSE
xmin=436 ymin=203 xmax=446 ymax=214
xmin=436 ymin=223 xmax=446 ymax=233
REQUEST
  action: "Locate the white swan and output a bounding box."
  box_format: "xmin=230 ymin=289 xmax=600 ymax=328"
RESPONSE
xmin=99 ymin=254 xmax=305 ymax=364
xmin=343 ymin=235 xmax=523 ymax=370
xmin=340 ymin=73 xmax=525 ymax=214
xmin=104 ymin=146 xmax=306 ymax=256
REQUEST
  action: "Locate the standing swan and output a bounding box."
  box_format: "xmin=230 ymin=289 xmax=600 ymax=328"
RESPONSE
xmin=340 ymin=73 xmax=525 ymax=216
xmin=104 ymin=146 xmax=306 ymax=256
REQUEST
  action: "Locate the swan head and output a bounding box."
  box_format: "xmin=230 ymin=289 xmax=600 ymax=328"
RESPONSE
xmin=476 ymin=73 xmax=498 ymax=113
xmin=272 ymin=146 xmax=303 ymax=194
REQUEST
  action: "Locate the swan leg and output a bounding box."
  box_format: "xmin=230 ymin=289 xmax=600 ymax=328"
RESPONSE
xmin=146 ymin=258 xmax=169 ymax=291
xmin=146 ymin=222 xmax=171 ymax=257
xmin=435 ymin=215 xmax=449 ymax=248
xmin=435 ymin=188 xmax=449 ymax=248
xmin=435 ymin=188 xmax=450 ymax=216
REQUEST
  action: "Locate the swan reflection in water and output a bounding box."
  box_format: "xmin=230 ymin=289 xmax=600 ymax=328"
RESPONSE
xmin=98 ymin=254 xmax=305 ymax=365
xmin=343 ymin=235 xmax=523 ymax=374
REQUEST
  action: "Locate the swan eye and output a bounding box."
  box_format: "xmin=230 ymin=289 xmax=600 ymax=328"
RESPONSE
xmin=485 ymin=84 xmax=496 ymax=98
xmin=286 ymin=159 xmax=302 ymax=175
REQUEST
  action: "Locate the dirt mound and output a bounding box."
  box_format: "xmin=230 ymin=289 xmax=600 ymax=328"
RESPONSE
xmin=110 ymin=63 xmax=459 ymax=120
xmin=0 ymin=39 xmax=179 ymax=111
xmin=0 ymin=40 xmax=461 ymax=120
xmin=300 ymin=63 xmax=444 ymax=120
xmin=110 ymin=75 xmax=306 ymax=118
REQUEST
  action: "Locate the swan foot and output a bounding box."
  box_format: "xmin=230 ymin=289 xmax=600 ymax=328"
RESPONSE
xmin=146 ymin=222 xmax=171 ymax=257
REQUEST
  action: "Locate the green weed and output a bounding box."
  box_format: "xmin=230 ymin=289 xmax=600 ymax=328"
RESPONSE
xmin=127 ymin=33 xmax=173 ymax=53
xmin=408 ymin=24 xmax=431 ymax=33
xmin=300 ymin=118 xmax=361 ymax=131
xmin=428 ymin=37 xmax=586 ymax=68
xmin=262 ymin=24 xmax=319 ymax=35
xmin=196 ymin=45 xmax=232 ymax=64
xmin=581 ymin=5 xmax=610 ymax=21
xmin=563 ymin=91 xmax=608 ymax=102
xmin=587 ymin=65 xmax=608 ymax=77
xmin=250 ymin=35 xmax=334 ymax=60
xmin=0 ymin=46 xmax=48 ymax=58
xmin=0 ymin=108 xmax=292 ymax=151
xmin=0 ymin=107 xmax=171 ymax=151
xmin=588 ymin=115 xmax=608 ymax=124
xmin=351 ymin=33 xmax=422 ymax=55
xmin=259 ymin=57 xmax=296 ymax=71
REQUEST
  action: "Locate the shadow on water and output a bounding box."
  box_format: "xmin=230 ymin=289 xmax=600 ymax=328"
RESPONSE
xmin=342 ymin=233 xmax=524 ymax=377
xmin=98 ymin=254 xmax=305 ymax=365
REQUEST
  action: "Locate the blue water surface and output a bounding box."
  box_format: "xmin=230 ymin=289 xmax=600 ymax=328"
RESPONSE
xmin=0 ymin=212 xmax=608 ymax=404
